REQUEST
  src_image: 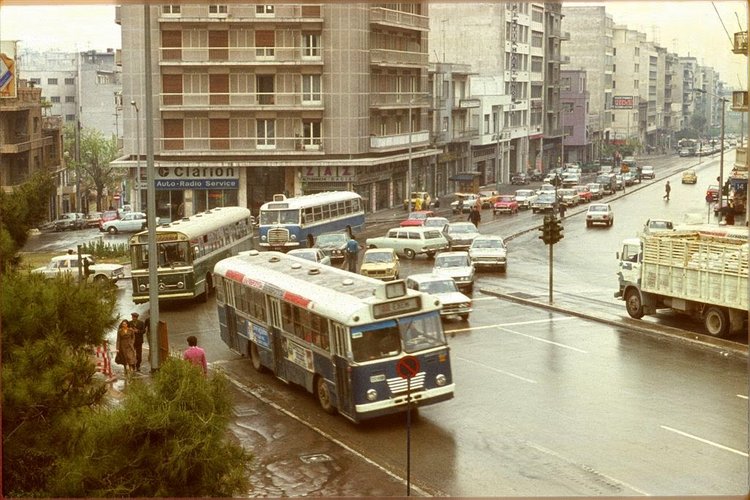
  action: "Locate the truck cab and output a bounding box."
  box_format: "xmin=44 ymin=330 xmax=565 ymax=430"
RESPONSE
xmin=615 ymin=238 xmax=642 ymax=299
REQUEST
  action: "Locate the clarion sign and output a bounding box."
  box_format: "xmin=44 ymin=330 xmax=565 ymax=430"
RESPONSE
xmin=157 ymin=167 xmax=237 ymax=179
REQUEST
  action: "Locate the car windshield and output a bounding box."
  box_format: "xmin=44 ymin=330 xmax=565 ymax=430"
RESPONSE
xmin=516 ymin=190 xmax=533 ymax=196
xmin=316 ymin=233 xmax=347 ymax=245
xmin=472 ymin=238 xmax=504 ymax=249
xmin=538 ymin=194 xmax=556 ymax=202
xmin=260 ymin=209 xmax=300 ymax=225
xmin=424 ymin=218 xmax=447 ymax=227
xmin=364 ymin=252 xmax=394 ymax=263
xmin=449 ymin=224 xmax=476 ymax=234
xmin=420 ymin=279 xmax=459 ymax=294
xmin=435 ymin=255 xmax=469 ymax=268
xmin=290 ymin=250 xmax=316 ymax=261
xmin=498 ymin=196 xmax=514 ymax=202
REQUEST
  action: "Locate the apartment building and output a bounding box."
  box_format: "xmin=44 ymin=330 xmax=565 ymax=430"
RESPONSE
xmin=560 ymin=69 xmax=590 ymax=163
xmin=19 ymin=49 xmax=122 ymax=138
xmin=0 ymin=77 xmax=65 ymax=218
xmin=561 ymin=5 xmax=614 ymax=159
xmin=113 ymin=3 xmax=439 ymax=220
xmin=611 ymin=25 xmax=642 ymax=147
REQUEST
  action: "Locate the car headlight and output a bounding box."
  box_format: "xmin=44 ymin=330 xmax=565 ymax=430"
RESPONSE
xmin=366 ymin=389 xmax=378 ymax=401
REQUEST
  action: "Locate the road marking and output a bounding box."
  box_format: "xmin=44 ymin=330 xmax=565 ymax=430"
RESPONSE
xmin=497 ymin=326 xmax=589 ymax=353
xmin=660 ymin=425 xmax=749 ymax=457
xmin=455 ymin=356 xmax=537 ymax=383
xmin=445 ymin=316 xmax=575 ymax=334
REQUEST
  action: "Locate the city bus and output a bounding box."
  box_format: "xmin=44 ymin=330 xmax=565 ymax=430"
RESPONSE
xmin=258 ymin=191 xmax=365 ymax=250
xmin=213 ymin=250 xmax=454 ymax=422
xmin=129 ymin=206 xmax=253 ymax=304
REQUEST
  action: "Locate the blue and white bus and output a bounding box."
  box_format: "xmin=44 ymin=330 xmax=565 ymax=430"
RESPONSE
xmin=129 ymin=206 xmax=253 ymax=303
xmin=258 ymin=191 xmax=365 ymax=250
xmin=213 ymin=251 xmax=454 ymax=422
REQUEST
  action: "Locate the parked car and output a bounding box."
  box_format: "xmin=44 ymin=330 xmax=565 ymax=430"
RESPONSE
xmin=359 ymin=248 xmax=400 ymax=281
xmin=432 ymin=251 xmax=476 ymax=293
xmin=478 ymin=190 xmax=501 ymax=208
xmin=682 ymin=170 xmax=698 ymax=184
xmin=101 ymin=211 xmax=148 ymax=234
xmin=53 ymin=212 xmax=85 ymax=231
xmin=492 ymin=194 xmax=519 ymax=215
xmin=510 ymin=172 xmax=529 ymax=185
xmin=468 ymin=235 xmax=507 ymax=272
xmin=98 ymin=210 xmax=121 ymax=231
xmin=313 ymin=231 xmax=349 ymax=265
xmin=445 ymin=222 xmax=480 ymax=250
xmin=586 ymin=183 xmax=604 ymax=200
xmin=365 ymin=226 xmax=449 ymax=260
xmin=557 ymin=188 xmax=580 ymax=207
xmin=400 ymin=210 xmax=436 ymax=227
xmin=531 ymin=192 xmax=557 ymax=213
xmin=288 ymin=248 xmax=332 ymax=266
xmin=642 ymin=218 xmax=674 ymax=235
xmin=32 ymin=253 xmax=125 ymax=285
xmin=514 ymin=189 xmax=538 ymax=209
xmin=403 ymin=191 xmax=432 ymax=210
xmin=405 ymin=273 xmax=472 ymax=321
xmin=451 ymin=193 xmax=481 ymax=214
xmin=640 ymin=165 xmax=655 ymax=179
xmin=705 ymin=184 xmax=720 ymax=201
xmin=585 ymin=203 xmax=614 ymax=227
xmin=574 ymin=185 xmax=593 ymax=203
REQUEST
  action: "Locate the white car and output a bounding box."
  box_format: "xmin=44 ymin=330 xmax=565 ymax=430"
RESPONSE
xmin=445 ymin=222 xmax=480 ymax=250
xmin=101 ymin=211 xmax=148 ymax=234
xmin=287 ymin=248 xmax=332 ymax=266
xmin=586 ymin=203 xmax=614 ymax=227
xmin=432 ymin=251 xmax=475 ymax=293
xmin=365 ymin=226 xmax=449 ymax=260
xmin=557 ymin=188 xmax=580 ymax=207
xmin=642 ymin=218 xmax=674 ymax=235
xmin=468 ymin=235 xmax=507 ymax=272
xmin=514 ymin=189 xmax=538 ymax=209
xmin=32 ymin=253 xmax=125 ymax=285
xmin=451 ymin=193 xmax=481 ymax=214
xmin=405 ymin=273 xmax=472 ymax=321
xmin=640 ymin=165 xmax=656 ymax=179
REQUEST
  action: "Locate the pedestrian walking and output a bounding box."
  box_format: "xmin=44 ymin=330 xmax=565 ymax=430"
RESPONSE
xmin=183 ymin=335 xmax=207 ymax=375
xmin=345 ymin=236 xmax=361 ymax=273
xmin=558 ymin=202 xmax=566 ymax=220
xmin=468 ymin=205 xmax=481 ymax=227
xmin=128 ymin=312 xmax=147 ymax=371
xmin=663 ymin=181 xmax=671 ymax=201
xmin=115 ymin=319 xmax=137 ymax=374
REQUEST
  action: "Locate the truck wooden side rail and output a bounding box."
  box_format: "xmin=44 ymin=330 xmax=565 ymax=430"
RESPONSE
xmin=616 ymin=231 xmax=748 ymax=337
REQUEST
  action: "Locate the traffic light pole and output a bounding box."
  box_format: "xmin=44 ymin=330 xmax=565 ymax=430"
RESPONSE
xmin=548 ymin=234 xmax=553 ymax=304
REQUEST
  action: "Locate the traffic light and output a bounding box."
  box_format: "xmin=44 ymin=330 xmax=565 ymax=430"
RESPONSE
xmin=539 ymin=215 xmax=553 ymax=245
xmin=551 ymin=217 xmax=564 ymax=244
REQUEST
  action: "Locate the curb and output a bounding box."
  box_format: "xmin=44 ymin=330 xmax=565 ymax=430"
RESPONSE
xmin=479 ymin=286 xmax=748 ymax=359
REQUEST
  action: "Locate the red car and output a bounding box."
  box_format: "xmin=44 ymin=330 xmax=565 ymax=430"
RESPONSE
xmin=399 ymin=210 xmax=436 ymax=227
xmin=705 ymin=185 xmax=720 ymax=202
xmin=574 ymin=185 xmax=593 ymax=203
xmin=98 ymin=210 xmax=121 ymax=232
xmin=492 ymin=195 xmax=519 ymax=215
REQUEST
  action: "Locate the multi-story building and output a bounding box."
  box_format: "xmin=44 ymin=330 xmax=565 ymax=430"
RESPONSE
xmin=541 ymin=1 xmax=568 ymax=171
xmin=611 ymin=25 xmax=642 ymax=148
xmin=561 ymin=5 xmax=614 ymax=160
xmin=112 ymin=3 xmax=439 ymax=220
xmin=560 ymin=69 xmax=590 ymax=163
xmin=18 ymin=49 xmax=122 ymax=138
xmin=0 ymin=77 xmax=65 ymax=218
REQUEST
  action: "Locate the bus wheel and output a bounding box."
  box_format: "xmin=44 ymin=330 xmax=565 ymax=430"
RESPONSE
xmin=200 ymin=273 xmax=213 ymax=303
xmin=250 ymin=343 xmax=265 ymax=373
xmin=704 ymin=306 xmax=729 ymax=337
xmin=624 ymin=289 xmax=644 ymax=319
xmin=315 ymin=376 xmax=337 ymax=415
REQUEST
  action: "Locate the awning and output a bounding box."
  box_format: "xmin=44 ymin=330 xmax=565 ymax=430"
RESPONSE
xmin=449 ymin=172 xmax=481 ymax=182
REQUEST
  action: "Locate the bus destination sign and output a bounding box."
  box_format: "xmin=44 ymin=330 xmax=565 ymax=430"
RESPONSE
xmin=372 ymin=296 xmax=421 ymax=319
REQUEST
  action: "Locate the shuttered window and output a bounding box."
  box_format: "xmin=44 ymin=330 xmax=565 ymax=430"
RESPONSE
xmin=162 ymin=74 xmax=183 ymax=105
xmin=163 ymin=119 xmax=184 ymax=150
xmin=255 ymin=30 xmax=275 ymax=58
xmin=162 ymin=31 xmax=182 ymax=60
xmin=209 ymin=74 xmax=229 ymax=105
xmin=209 ymin=30 xmax=228 ymax=60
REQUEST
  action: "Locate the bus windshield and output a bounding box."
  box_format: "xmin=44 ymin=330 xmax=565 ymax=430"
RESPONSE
xmin=260 ymin=209 xmax=300 ymax=225
xmin=350 ymin=314 xmax=444 ymax=362
xmin=130 ymin=241 xmax=191 ymax=270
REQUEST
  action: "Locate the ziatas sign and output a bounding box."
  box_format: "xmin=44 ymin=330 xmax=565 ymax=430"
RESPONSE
xmin=301 ymin=166 xmax=355 ymax=182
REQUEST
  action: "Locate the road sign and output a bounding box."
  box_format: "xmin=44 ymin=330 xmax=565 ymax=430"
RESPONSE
xmin=396 ymin=355 xmax=420 ymax=380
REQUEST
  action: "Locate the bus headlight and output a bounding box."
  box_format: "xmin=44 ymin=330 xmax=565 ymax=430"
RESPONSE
xmin=139 ymin=284 xmax=147 ymax=292
xmin=290 ymin=234 xmax=297 ymax=241
xmin=366 ymin=389 xmax=378 ymax=401
xmin=177 ymin=281 xmax=184 ymax=289
xmin=261 ymin=235 xmax=267 ymax=241
xmin=435 ymin=374 xmax=447 ymax=386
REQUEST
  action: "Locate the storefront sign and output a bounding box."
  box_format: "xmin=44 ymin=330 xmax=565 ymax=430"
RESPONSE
xmin=301 ymin=165 xmax=355 ymax=182
xmin=612 ymin=96 xmax=634 ymax=109
xmin=156 ymin=166 xmax=237 ymax=179
xmin=155 ymin=179 xmax=238 ymax=189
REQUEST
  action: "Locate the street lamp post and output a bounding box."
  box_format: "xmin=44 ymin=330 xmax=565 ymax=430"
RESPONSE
xmin=130 ymin=101 xmax=141 ymax=211
xmin=694 ymin=89 xmax=728 ymax=222
xmin=407 ymin=99 xmax=414 ymax=213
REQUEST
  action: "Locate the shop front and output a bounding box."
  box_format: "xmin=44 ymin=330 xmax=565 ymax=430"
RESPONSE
xmin=155 ymin=166 xmax=240 ymax=221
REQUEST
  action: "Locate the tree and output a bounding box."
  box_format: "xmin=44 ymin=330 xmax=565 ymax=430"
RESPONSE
xmin=64 ymin=124 xmax=121 ymax=211
xmin=49 ymin=358 xmax=252 ymax=497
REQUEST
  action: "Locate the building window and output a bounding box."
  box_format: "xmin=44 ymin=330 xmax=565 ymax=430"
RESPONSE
xmin=255 ymin=30 xmax=275 ymax=58
xmin=209 ymin=4 xmax=227 ymax=16
xmin=531 ymin=56 xmax=543 ymax=73
xmin=484 ymin=114 xmax=490 ymax=134
xmin=65 ymin=114 xmax=75 ymax=122
xmin=302 ymin=32 xmax=321 ymax=58
xmin=64 ymin=77 xmax=75 ymax=85
xmin=634 ymin=79 xmax=639 ymax=89
xmin=531 ymin=31 xmax=543 ymax=48
xmin=30 ymin=78 xmax=41 ymax=85
xmin=256 ymin=75 xmax=275 ymax=104
xmin=257 ymin=119 xmax=275 ymax=148
xmin=634 ymin=47 xmax=639 ymax=56
xmin=302 ymin=74 xmax=321 ymax=103
xmin=65 ymin=96 xmax=75 ymax=103
xmin=634 ymin=63 xmax=639 ymax=73
xmin=48 ymin=78 xmax=58 ymax=85
xmin=531 ymin=7 xmax=543 ymax=23
xmin=256 ymin=4 xmax=274 ymax=16
xmin=560 ymin=77 xmax=571 ymax=91
xmin=442 ymin=117 xmax=448 ymax=132
xmin=97 ymin=73 xmax=112 ymax=85
xmin=162 ymin=4 xmax=181 ymax=15
xmin=51 ymin=96 xmax=61 ymax=103
xmin=302 ymin=120 xmax=321 ymax=147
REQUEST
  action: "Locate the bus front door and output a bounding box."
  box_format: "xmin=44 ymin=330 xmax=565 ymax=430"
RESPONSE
xmin=332 ymin=324 xmax=354 ymax=418
xmin=267 ymin=298 xmax=288 ymax=382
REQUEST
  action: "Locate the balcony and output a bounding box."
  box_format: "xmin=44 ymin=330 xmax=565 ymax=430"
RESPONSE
xmin=160 ymin=91 xmax=325 ymax=111
xmin=732 ymin=31 xmax=748 ymax=54
xmin=159 ymin=46 xmax=324 ymax=65
xmin=159 ymin=134 xmax=326 ymax=155
xmin=370 ymin=130 xmax=430 ymax=152
xmin=732 ymin=91 xmax=748 ymax=112
xmin=370 ymin=48 xmax=428 ymax=68
xmin=370 ymin=7 xmax=429 ymax=31
xmin=369 ymin=93 xmax=427 ymax=109
xmin=455 ymin=98 xmax=480 ymax=109
xmin=158 ymin=4 xmax=323 ymax=23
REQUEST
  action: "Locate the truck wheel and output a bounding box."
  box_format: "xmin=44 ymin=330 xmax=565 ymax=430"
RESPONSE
xmin=624 ymin=289 xmax=644 ymax=319
xmin=704 ymin=306 xmax=729 ymax=337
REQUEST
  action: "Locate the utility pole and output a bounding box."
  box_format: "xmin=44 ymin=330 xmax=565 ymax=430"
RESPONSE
xmin=407 ymin=99 xmax=413 ymax=213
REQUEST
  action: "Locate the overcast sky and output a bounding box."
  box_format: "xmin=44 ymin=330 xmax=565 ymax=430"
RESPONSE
xmin=0 ymin=2 xmax=747 ymax=87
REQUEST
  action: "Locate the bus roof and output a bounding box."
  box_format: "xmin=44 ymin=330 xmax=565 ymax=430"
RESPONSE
xmin=214 ymin=251 xmax=440 ymax=323
xmin=129 ymin=206 xmax=251 ymax=242
xmin=260 ymin=191 xmax=361 ymax=211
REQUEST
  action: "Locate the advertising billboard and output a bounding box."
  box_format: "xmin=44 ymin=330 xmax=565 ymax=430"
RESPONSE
xmin=612 ymin=96 xmax=634 ymax=109
xmin=0 ymin=41 xmax=17 ymax=99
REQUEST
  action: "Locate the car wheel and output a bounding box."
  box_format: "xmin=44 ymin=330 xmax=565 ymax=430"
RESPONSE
xmin=586 ymin=221 xmax=592 ymax=228
xmin=404 ymin=248 xmax=416 ymax=260
xmin=624 ymin=289 xmax=644 ymax=319
xmin=315 ymin=375 xmax=337 ymax=415
xmin=93 ymin=275 xmax=109 ymax=286
xmin=368 ymin=244 xmax=377 ymax=249
xmin=608 ymin=219 xmax=613 ymax=227
xmin=426 ymin=251 xmax=436 ymax=259
xmin=107 ymin=226 xmax=118 ymax=234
